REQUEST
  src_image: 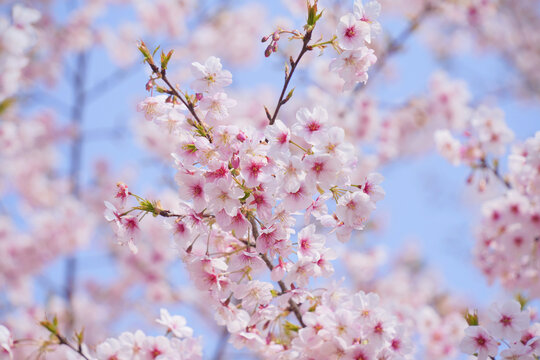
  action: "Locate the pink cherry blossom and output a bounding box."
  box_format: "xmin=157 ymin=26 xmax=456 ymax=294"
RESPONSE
xmin=336 ymin=191 xmax=376 ymax=230
xmin=337 ymin=13 xmax=370 ymax=50
xmin=0 ymin=325 xmax=13 ymax=359
xmin=156 ymin=308 xmax=194 ymax=338
xmin=487 ymin=300 xmax=529 ymax=342
xmin=191 ymin=56 xmax=232 ymax=94
xmin=459 ymin=326 xmax=499 ymax=360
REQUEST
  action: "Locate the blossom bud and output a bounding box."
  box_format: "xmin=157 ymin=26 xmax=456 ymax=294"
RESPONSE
xmin=146 ymin=79 xmax=154 ymax=91
xmin=195 ymin=93 xmax=203 ymax=101
xmin=272 ymin=43 xmax=278 ymax=53
xmin=264 ymin=45 xmax=273 ymax=57
xmin=272 ymin=31 xmax=280 ymax=41
xmin=465 ymin=310 xmax=479 ymax=326
xmin=261 ymin=35 xmax=269 ymax=43
xmin=236 ymin=131 xmax=247 ymax=142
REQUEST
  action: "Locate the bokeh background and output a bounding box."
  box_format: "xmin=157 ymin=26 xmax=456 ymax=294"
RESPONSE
xmin=1 ymin=0 xmax=539 ymax=358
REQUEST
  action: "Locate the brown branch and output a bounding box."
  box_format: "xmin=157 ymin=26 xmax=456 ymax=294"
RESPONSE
xmin=267 ymin=29 xmax=313 ymax=125
xmin=65 ymin=51 xmax=88 ymax=332
xmin=54 ymin=333 xmax=90 ymax=360
xmin=211 ymin=327 xmax=230 ymax=360
xmin=86 ymin=63 xmax=140 ymax=102
xmin=479 ymin=159 xmax=512 ymax=189
xmin=247 ymin=216 xmax=306 ymax=328
xmin=146 ymin=60 xmax=213 ymax=143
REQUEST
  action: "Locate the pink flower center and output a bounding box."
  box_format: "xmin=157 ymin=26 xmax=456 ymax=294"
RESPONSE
xmin=124 ymin=218 xmax=139 ymax=233
xmin=475 ymin=335 xmax=487 ymax=346
xmin=345 ymin=26 xmax=356 ymax=39
xmin=500 ymin=315 xmax=512 ymax=326
xmin=252 ymin=193 xmax=264 ymax=205
xmin=151 ymin=348 xmax=162 ymax=359
xmin=192 ymin=184 xmax=203 ymax=196
xmin=307 ymin=121 xmax=321 ymax=132
xmin=363 ymin=182 xmax=372 ymax=195
xmin=312 ymin=162 xmax=324 ymax=174
xmin=175 ymin=222 xmax=186 ymax=234
xmin=249 ymin=163 xmax=262 ymax=177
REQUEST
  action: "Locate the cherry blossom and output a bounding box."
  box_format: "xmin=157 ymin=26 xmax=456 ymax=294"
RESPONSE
xmin=0 ymin=325 xmax=13 ymax=359
xmin=459 ymin=326 xmax=499 ymax=360
xmin=487 ymin=300 xmax=529 ymax=342
xmin=156 ymin=308 xmax=194 ymax=339
xmin=191 ymin=56 xmax=233 ymax=94
xmin=337 ymin=13 xmax=370 ymax=49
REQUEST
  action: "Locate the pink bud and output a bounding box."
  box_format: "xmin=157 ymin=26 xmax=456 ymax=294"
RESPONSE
xmin=261 ymin=35 xmax=269 ymax=43
xmin=272 ymin=31 xmax=280 ymax=41
xmin=272 ymin=43 xmax=278 ymax=53
xmin=146 ymin=79 xmax=154 ymax=91
xmin=236 ymin=131 xmax=247 ymax=142
xmin=265 ymin=45 xmax=273 ymax=57
xmin=196 ymin=93 xmax=203 ymax=101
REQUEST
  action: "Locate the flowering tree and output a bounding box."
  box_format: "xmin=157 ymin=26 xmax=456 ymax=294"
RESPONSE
xmin=0 ymin=0 xmax=539 ymax=359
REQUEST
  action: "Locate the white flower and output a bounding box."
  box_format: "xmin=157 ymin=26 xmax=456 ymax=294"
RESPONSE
xmin=336 ymin=13 xmax=370 ymax=50
xmin=459 ymin=326 xmax=499 ymax=360
xmin=191 ymin=56 xmax=232 ymax=94
xmin=156 ymin=309 xmax=194 ymax=339
xmin=199 ymin=92 xmax=237 ymax=123
xmin=354 ymin=0 xmax=382 ymax=42
xmin=435 ymin=129 xmax=462 ymax=165
xmin=0 ymin=325 xmax=13 ymax=359
xmin=487 ymin=300 xmax=529 ymax=342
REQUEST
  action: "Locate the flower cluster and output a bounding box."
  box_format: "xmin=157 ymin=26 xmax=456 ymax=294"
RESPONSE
xmin=436 ymin=109 xmax=539 ymax=296
xmin=378 ymin=71 xmax=471 ymax=162
xmin=460 ymin=299 xmax=539 ymax=360
xmin=102 ymin=41 xmax=401 ymax=356
xmin=345 ymin=245 xmax=468 ymax=359
xmin=95 ymin=309 xmax=201 ymax=360
xmin=282 ymin=288 xmax=413 ymax=359
xmin=474 ymin=188 xmax=540 ymax=296
xmin=330 ymin=0 xmax=379 ymax=90
xmin=0 ymin=5 xmax=41 ymax=102
xmin=509 ymin=132 xmax=540 ymax=202
xmin=435 ymin=105 xmax=514 ymax=167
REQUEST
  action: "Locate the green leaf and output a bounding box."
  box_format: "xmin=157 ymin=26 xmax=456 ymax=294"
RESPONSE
xmin=161 ymin=50 xmax=174 ymax=71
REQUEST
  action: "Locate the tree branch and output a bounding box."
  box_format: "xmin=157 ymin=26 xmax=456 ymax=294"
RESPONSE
xmin=268 ymin=29 xmax=313 ymax=125
xmin=247 ymin=216 xmax=306 ymax=328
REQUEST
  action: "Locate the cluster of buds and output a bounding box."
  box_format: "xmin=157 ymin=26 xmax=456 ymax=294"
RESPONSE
xmin=261 ymin=29 xmax=302 ymax=58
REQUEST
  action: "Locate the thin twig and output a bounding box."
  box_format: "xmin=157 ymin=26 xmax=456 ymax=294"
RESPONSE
xmin=268 ymin=29 xmax=313 ymax=125
xmin=479 ymin=159 xmax=512 ymax=189
xmin=55 ymin=333 xmax=90 ymax=360
xmin=86 ymin=63 xmax=140 ymax=102
xmin=212 ymin=327 xmax=230 ymax=360
xmin=65 ymin=51 xmax=88 ymax=332
xmin=146 ymin=59 xmax=213 ymax=143
xmin=247 ymin=216 xmax=306 ymax=328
